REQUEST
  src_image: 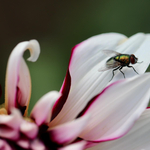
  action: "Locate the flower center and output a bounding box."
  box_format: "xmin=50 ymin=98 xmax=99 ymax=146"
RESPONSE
xmin=24 ymin=116 xmax=35 ymax=123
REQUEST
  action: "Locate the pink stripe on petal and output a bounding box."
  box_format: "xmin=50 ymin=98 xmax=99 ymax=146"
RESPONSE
xmin=77 ymin=81 xmax=122 ymax=117
xmin=31 ymin=91 xmax=61 ymax=126
xmin=85 ymin=141 xmax=99 ymax=149
xmin=79 ymin=73 xmax=150 ymax=142
xmin=51 ymin=70 xmax=71 ymax=120
xmin=48 ymin=115 xmax=90 ymax=145
xmin=5 ymin=40 xmax=40 ymax=115
xmin=51 ymin=43 xmax=83 ymax=120
xmin=68 ymin=43 xmax=83 ymax=68
xmin=58 ymin=141 xmax=86 ymax=150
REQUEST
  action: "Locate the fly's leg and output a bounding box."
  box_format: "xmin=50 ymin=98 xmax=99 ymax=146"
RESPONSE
xmin=119 ymin=66 xmax=125 ymax=78
xmin=110 ymin=66 xmax=120 ymax=81
xmin=127 ymin=65 xmax=139 ymax=74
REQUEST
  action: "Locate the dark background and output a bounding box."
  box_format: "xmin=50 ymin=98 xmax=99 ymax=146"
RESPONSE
xmin=0 ymin=0 xmax=150 ymax=111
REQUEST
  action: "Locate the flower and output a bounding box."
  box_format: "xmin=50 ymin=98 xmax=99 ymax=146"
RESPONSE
xmin=0 ymin=33 xmax=150 ymax=150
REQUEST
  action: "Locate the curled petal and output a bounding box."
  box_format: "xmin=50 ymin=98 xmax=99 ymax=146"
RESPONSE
xmin=50 ymin=33 xmax=127 ymax=126
xmin=31 ymin=91 xmax=61 ymax=126
xmin=78 ymin=73 xmax=150 ymax=141
xmin=20 ymin=121 xmax=38 ymax=139
xmin=87 ymin=109 xmax=150 ymax=150
xmin=58 ymin=141 xmax=87 ymax=150
xmin=5 ymin=40 xmax=40 ymax=115
xmin=48 ymin=115 xmax=90 ymax=145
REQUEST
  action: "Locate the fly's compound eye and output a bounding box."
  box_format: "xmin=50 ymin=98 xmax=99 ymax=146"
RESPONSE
xmin=130 ymin=54 xmax=137 ymax=64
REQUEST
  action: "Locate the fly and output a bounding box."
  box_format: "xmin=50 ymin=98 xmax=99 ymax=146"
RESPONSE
xmin=98 ymin=50 xmax=143 ymax=81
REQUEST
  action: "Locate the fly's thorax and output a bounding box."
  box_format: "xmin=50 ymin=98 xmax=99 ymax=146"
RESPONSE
xmin=114 ymin=54 xmax=130 ymax=65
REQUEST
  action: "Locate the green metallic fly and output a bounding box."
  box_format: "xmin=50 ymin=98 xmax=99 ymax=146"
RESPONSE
xmin=98 ymin=50 xmax=143 ymax=81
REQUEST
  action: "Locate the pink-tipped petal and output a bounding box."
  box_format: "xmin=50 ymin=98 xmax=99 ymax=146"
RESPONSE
xmin=0 ymin=139 xmax=12 ymax=150
xmin=0 ymin=108 xmax=23 ymax=129
xmin=20 ymin=121 xmax=38 ymax=139
xmin=0 ymin=126 xmax=19 ymax=140
xmin=31 ymin=91 xmax=61 ymax=126
xmin=78 ymin=73 xmax=150 ymax=141
xmin=30 ymin=139 xmax=46 ymax=150
xmin=58 ymin=141 xmax=86 ymax=150
xmin=48 ymin=114 xmax=90 ymax=145
xmin=17 ymin=138 xmax=30 ymax=149
xmin=5 ymin=40 xmax=40 ymax=115
xmin=0 ymin=109 xmax=22 ymax=140
xmin=87 ymin=109 xmax=150 ymax=150
xmin=0 ymin=140 xmax=5 ymax=149
xmin=50 ymin=33 xmax=127 ymax=126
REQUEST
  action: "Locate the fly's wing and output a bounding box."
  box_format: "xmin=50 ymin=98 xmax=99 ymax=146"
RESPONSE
xmin=98 ymin=65 xmax=111 ymax=72
xmin=102 ymin=50 xmax=121 ymax=57
xmin=98 ymin=58 xmax=121 ymax=72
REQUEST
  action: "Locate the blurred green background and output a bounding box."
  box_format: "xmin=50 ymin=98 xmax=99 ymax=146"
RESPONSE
xmin=0 ymin=0 xmax=150 ymax=112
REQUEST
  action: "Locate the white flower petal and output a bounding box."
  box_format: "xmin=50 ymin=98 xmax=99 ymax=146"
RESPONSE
xmin=5 ymin=40 xmax=40 ymax=115
xmin=78 ymin=73 xmax=150 ymax=141
xmin=87 ymin=109 xmax=150 ymax=150
xmin=50 ymin=33 xmax=127 ymax=126
xmin=110 ymin=33 xmax=150 ymax=82
xmin=48 ymin=114 xmax=90 ymax=145
xmin=50 ymin=33 xmax=150 ymax=128
xmin=58 ymin=141 xmax=86 ymax=150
